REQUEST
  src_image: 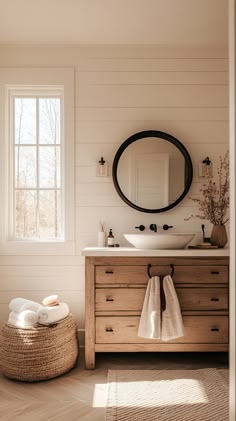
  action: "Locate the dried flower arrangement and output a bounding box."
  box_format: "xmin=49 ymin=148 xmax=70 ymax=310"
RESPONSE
xmin=185 ymin=150 xmax=229 ymax=226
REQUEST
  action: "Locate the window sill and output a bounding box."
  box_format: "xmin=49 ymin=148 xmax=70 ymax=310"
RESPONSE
xmin=0 ymin=241 xmax=75 ymax=255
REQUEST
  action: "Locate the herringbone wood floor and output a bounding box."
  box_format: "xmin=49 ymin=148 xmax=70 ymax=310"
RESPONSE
xmin=0 ymin=351 xmax=228 ymax=421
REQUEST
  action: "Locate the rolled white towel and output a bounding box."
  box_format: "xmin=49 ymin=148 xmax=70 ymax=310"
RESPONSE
xmin=42 ymin=294 xmax=59 ymax=306
xmin=8 ymin=310 xmax=38 ymax=329
xmin=9 ymin=297 xmax=42 ymax=313
xmin=37 ymin=303 xmax=70 ymax=325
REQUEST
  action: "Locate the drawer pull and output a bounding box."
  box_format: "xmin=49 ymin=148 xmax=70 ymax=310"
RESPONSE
xmin=106 ymin=298 xmax=114 ymax=302
xmin=106 ymin=327 xmax=113 ymax=332
xmin=105 ymin=270 xmax=114 ymax=274
xmin=211 ymin=328 xmax=219 ymax=332
xmin=210 ymin=298 xmax=219 ymax=302
xmin=211 ymin=271 xmax=220 ymax=275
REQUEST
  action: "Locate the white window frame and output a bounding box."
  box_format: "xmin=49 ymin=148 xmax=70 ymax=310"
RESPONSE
xmin=0 ymin=68 xmax=75 ymax=255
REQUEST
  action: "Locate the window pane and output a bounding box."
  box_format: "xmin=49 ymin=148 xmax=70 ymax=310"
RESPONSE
xmin=39 ymin=146 xmax=60 ymax=188
xmin=56 ymin=190 xmax=62 ymax=237
xmin=15 ymin=98 xmax=36 ymax=144
xmin=15 ymin=146 xmax=37 ymax=188
xmin=39 ymin=98 xmax=61 ymax=144
xmin=15 ymin=190 xmax=37 ymax=238
xmin=57 ymin=147 xmax=61 ymax=188
xmin=39 ymin=190 xmax=62 ymax=238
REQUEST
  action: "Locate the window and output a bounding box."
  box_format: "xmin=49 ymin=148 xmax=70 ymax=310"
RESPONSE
xmin=10 ymin=91 xmax=63 ymax=240
xmin=0 ymin=68 xmax=74 ymax=254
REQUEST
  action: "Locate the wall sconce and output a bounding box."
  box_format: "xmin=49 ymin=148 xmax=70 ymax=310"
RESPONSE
xmin=198 ymin=156 xmax=212 ymax=177
xmin=96 ymin=157 xmax=109 ymax=177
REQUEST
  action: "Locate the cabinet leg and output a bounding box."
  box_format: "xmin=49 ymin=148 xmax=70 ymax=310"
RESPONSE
xmin=85 ymin=350 xmax=95 ymax=369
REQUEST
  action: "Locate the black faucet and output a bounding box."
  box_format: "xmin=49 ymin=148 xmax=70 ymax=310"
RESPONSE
xmin=149 ymin=224 xmax=157 ymax=232
xmin=135 ymin=225 xmax=145 ymax=231
xmin=163 ymin=224 xmax=173 ymax=231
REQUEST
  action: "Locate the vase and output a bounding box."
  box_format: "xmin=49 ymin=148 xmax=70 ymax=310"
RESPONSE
xmin=210 ymin=224 xmax=228 ymax=248
xmin=97 ymin=231 xmax=106 ymax=247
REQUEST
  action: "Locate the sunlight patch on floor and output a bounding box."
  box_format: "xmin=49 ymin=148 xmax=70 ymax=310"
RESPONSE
xmin=92 ymin=383 xmax=108 ymax=408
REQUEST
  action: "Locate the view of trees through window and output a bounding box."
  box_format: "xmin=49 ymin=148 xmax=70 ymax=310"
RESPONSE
xmin=13 ymin=96 xmax=62 ymax=239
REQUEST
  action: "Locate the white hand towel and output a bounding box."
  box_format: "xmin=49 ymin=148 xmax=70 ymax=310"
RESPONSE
xmin=37 ymin=302 xmax=70 ymax=325
xmin=8 ymin=310 xmax=38 ymax=329
xmin=42 ymin=294 xmax=59 ymax=306
xmin=138 ymin=276 xmax=161 ymax=339
xmin=9 ymin=297 xmax=42 ymax=313
xmin=161 ymin=275 xmax=184 ymax=341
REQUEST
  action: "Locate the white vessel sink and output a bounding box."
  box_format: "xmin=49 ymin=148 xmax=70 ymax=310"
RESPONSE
xmin=124 ymin=233 xmax=195 ymax=250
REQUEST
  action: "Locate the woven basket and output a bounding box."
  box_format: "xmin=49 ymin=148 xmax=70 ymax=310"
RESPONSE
xmin=0 ymin=313 xmax=79 ymax=382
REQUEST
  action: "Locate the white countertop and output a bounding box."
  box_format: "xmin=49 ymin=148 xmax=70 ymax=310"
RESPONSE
xmin=82 ymin=247 xmax=230 ymax=257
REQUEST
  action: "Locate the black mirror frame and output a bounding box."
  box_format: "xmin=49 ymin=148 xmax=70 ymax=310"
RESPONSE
xmin=112 ymin=130 xmax=193 ymax=213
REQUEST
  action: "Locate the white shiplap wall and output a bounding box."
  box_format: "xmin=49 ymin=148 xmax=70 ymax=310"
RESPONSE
xmin=0 ymin=45 xmax=229 ymax=338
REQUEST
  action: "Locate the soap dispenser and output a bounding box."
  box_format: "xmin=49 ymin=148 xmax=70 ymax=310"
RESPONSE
xmin=107 ymin=229 xmax=114 ymax=247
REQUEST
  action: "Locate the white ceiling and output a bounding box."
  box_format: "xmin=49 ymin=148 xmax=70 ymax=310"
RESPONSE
xmin=0 ymin=0 xmax=228 ymax=45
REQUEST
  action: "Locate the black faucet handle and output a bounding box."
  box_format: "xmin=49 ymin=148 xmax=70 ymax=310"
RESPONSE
xmin=149 ymin=224 xmax=157 ymax=232
xmin=135 ymin=225 xmax=145 ymax=231
xmin=163 ymin=224 xmax=173 ymax=231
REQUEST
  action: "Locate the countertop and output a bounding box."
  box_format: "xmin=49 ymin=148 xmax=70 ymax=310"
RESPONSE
xmin=81 ymin=247 xmax=230 ymax=257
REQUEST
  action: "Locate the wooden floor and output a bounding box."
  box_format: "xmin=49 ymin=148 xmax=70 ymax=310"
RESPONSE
xmin=0 ymin=351 xmax=228 ymax=421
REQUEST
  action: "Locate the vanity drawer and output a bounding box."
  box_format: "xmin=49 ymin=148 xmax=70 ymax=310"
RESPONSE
xmin=96 ymin=315 xmax=229 ymax=344
xmin=96 ymin=266 xmax=148 ymax=284
xmin=95 ymin=287 xmax=228 ymax=312
xmin=95 ymin=265 xmax=228 ymax=285
xmin=177 ymin=287 xmax=228 ymax=311
xmin=96 ymin=288 xmax=145 ymax=311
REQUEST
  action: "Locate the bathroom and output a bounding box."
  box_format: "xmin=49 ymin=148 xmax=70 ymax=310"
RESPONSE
xmin=0 ymin=2 xmax=229 ymax=341
xmin=0 ymin=1 xmax=234 ymax=420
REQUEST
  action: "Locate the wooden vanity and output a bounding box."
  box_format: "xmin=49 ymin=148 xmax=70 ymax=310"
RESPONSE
xmin=83 ymin=248 xmax=229 ymax=369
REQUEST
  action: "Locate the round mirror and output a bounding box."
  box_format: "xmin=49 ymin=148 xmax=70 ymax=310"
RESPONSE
xmin=112 ymin=130 xmax=193 ymax=213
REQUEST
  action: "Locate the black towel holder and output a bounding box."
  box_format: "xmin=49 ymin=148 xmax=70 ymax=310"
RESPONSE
xmin=147 ymin=263 xmax=174 ymax=279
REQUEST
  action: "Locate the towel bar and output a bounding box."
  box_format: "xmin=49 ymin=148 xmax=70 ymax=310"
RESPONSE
xmin=147 ymin=263 xmax=174 ymax=279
